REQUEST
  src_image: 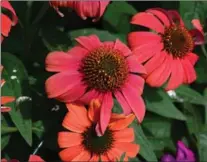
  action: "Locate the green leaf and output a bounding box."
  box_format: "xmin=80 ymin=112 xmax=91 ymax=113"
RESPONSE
xmin=195 ymin=54 xmax=207 ymax=84
xmin=103 ymin=1 xmax=137 ymax=33
xmin=204 ymin=88 xmax=207 ymax=124
xmin=196 ymin=132 xmax=207 ymax=161
xmin=68 ymin=28 xmax=126 ymax=44
xmin=179 ymin=1 xmax=207 ymax=28
xmin=131 ymin=122 xmax=157 ymax=161
xmin=112 ymin=99 xmax=123 ymax=114
xmin=1 ymin=115 xmax=11 ymax=150
xmin=175 ymin=85 xmax=206 ymax=105
xmin=1 ymin=52 xmax=32 ymax=146
xmin=144 ymin=87 xmax=186 ymax=120
xmin=32 ymin=120 xmax=45 ymax=139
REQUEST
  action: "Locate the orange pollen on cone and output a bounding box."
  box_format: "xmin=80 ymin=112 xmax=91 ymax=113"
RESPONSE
xmin=81 ymin=125 xmax=114 ymax=155
xmin=161 ymin=24 xmax=194 ymax=58
xmin=80 ymin=46 xmax=129 ymax=92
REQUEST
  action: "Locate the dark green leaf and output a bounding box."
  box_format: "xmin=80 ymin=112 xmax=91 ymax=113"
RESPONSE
xmin=1 ymin=115 xmax=11 ymax=150
xmin=103 ymin=2 xmax=137 ymax=33
xmin=32 ymin=121 xmax=45 ymax=139
xmin=196 ymin=132 xmax=207 ymax=161
xmin=131 ymin=122 xmax=157 ymax=161
xmin=175 ymin=85 xmax=206 ymax=105
xmin=2 ymin=52 xmax=32 ymax=146
xmin=204 ymin=88 xmax=207 ymax=124
xmin=144 ymin=87 xmax=186 ymax=120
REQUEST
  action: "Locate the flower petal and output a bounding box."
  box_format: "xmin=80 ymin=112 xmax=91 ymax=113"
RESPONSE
xmin=114 ymin=142 xmax=140 ymax=158
xmin=88 ymin=99 xmax=101 ymax=122
xmin=185 ymin=53 xmax=199 ymax=66
xmin=59 ymin=145 xmax=83 ymax=162
xmin=1 ymin=96 xmax=15 ymax=105
xmin=165 ymin=59 xmax=184 ymax=91
xmin=98 ymin=1 xmax=110 ymax=19
xmin=121 ymin=82 xmax=146 ymax=123
xmin=101 ymin=155 xmax=110 ymax=161
xmin=176 ymin=141 xmax=195 ymax=161
xmin=45 ymin=71 xmax=81 ymax=98
xmin=1 ymin=106 xmax=11 ymax=112
xmin=63 ymin=103 xmax=91 ymax=133
xmin=114 ymin=128 xmax=134 ymax=142
xmin=127 ymin=55 xmax=146 ymax=74
xmin=167 ymin=10 xmax=184 ymax=26
xmin=28 ymin=155 xmax=44 ymax=162
xmin=72 ymin=150 xmax=91 ymax=161
xmin=146 ymin=55 xmax=172 ymax=87
xmin=89 ymin=155 xmax=99 ymax=161
xmin=1 ymin=14 xmax=12 ymax=37
xmin=75 ymin=35 xmax=101 ymax=51
xmin=128 ymin=74 xmax=145 ymax=95
xmin=58 ymin=132 xmax=82 ymax=148
xmin=128 ymin=32 xmax=161 ymax=50
xmin=109 ymin=114 xmax=135 ymax=131
xmin=107 ymin=147 xmax=123 ymax=161
xmin=96 ymin=92 xmax=113 ymax=136
xmin=161 ymin=154 xmax=176 ymax=162
xmin=131 ymin=12 xmax=164 ymax=33
xmin=146 ymin=8 xmax=170 ymax=26
xmin=114 ymin=39 xmax=131 ymax=56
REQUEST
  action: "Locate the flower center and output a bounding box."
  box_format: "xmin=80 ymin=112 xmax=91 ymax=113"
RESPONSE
xmin=80 ymin=46 xmax=129 ymax=92
xmin=82 ymin=124 xmax=114 ymax=155
xmin=162 ymin=25 xmax=194 ymax=58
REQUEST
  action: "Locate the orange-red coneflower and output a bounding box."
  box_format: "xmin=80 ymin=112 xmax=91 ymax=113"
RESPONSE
xmin=58 ymin=99 xmax=140 ymax=161
xmin=128 ymin=8 xmax=204 ymax=90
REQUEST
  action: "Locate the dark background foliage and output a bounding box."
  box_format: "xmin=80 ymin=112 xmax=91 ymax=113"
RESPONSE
xmin=1 ymin=1 xmax=207 ymax=161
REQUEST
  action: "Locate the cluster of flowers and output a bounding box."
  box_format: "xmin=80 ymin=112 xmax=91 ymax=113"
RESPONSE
xmin=1 ymin=0 xmax=204 ymax=161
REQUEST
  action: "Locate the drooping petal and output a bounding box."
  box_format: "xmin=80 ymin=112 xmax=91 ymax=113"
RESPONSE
xmin=71 ymin=150 xmax=91 ymax=161
xmin=114 ymin=39 xmax=131 ymax=56
xmin=131 ymin=12 xmax=165 ymax=33
xmin=189 ymin=28 xmax=204 ymax=45
xmin=1 ymin=96 xmax=15 ymax=105
xmin=146 ymin=55 xmax=172 ymax=87
xmin=161 ymin=154 xmax=176 ymax=162
xmin=128 ymin=32 xmax=161 ymax=50
xmin=113 ymin=128 xmax=134 ymax=143
xmin=28 ymin=155 xmax=44 ymax=162
xmin=58 ymin=132 xmax=82 ymax=148
xmin=185 ymin=53 xmax=199 ymax=66
xmin=165 ymin=59 xmax=184 ymax=91
xmin=89 ymin=155 xmax=99 ymax=161
xmin=127 ymin=55 xmax=146 ymax=74
xmin=1 ymin=14 xmax=12 ymax=37
xmin=78 ymin=89 xmax=102 ymax=105
xmin=75 ymin=35 xmax=102 ymax=51
xmin=146 ymin=8 xmax=170 ymax=26
xmin=45 ymin=71 xmax=81 ymax=98
xmin=98 ymin=1 xmax=110 ymax=20
xmin=167 ymin=10 xmax=184 ymax=26
xmin=88 ymin=99 xmax=101 ymax=122
xmin=95 ymin=92 xmax=113 ymax=136
xmin=176 ymin=141 xmax=195 ymax=161
xmin=114 ymin=142 xmax=140 ymax=158
xmin=121 ymin=83 xmax=146 ymax=123
xmin=132 ymin=42 xmax=163 ymax=64
xmin=109 ymin=114 xmax=135 ymax=131
xmin=63 ymin=103 xmax=91 ymax=133
xmin=59 ymin=145 xmax=83 ymax=162
xmin=127 ymin=74 xmax=145 ymax=95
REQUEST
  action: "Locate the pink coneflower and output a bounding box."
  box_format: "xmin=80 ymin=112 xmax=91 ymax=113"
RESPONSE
xmin=128 ymin=8 xmax=204 ymax=90
xmin=45 ymin=35 xmax=146 ymax=136
xmin=1 ymin=155 xmax=44 ymax=162
xmin=1 ymin=0 xmax=18 ymax=43
xmin=49 ymin=1 xmax=110 ymax=22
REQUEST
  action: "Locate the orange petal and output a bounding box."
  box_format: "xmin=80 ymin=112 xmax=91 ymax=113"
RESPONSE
xmin=89 ymin=155 xmax=99 ymax=161
xmin=63 ymin=103 xmax=91 ymax=133
xmin=101 ymin=155 xmax=110 ymax=161
xmin=88 ymin=99 xmax=101 ymax=122
xmin=1 ymin=96 xmax=15 ymax=105
xmin=110 ymin=113 xmax=126 ymax=123
xmin=72 ymin=150 xmax=91 ymax=161
xmin=28 ymin=155 xmax=44 ymax=162
xmin=59 ymin=145 xmax=83 ymax=161
xmin=1 ymin=14 xmax=12 ymax=37
xmin=109 ymin=114 xmax=135 ymax=131
xmin=114 ymin=142 xmax=140 ymax=158
xmin=113 ymin=128 xmax=134 ymax=142
xmin=58 ymin=132 xmax=82 ymax=148
xmin=107 ymin=147 xmax=123 ymax=161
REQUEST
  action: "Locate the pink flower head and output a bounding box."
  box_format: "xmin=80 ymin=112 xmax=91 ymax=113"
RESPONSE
xmin=128 ymin=8 xmax=204 ymax=90
xmin=1 ymin=0 xmax=18 ymax=43
xmin=45 ymin=35 xmax=146 ymax=136
xmin=1 ymin=155 xmax=44 ymax=162
xmin=161 ymin=141 xmax=195 ymax=162
xmin=49 ymin=1 xmax=110 ymax=22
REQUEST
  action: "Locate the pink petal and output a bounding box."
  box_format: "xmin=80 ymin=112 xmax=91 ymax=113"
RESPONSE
xmin=144 ymin=50 xmax=166 ymax=75
xmin=185 ymin=53 xmax=199 ymax=66
xmin=121 ymin=83 xmax=146 ymax=123
xmin=181 ymin=59 xmax=197 ymax=84
xmin=28 ymin=155 xmax=44 ymax=162
xmin=95 ymin=93 xmax=113 ymax=136
xmin=146 ymin=55 xmax=172 ymax=87
xmin=128 ymin=32 xmax=161 ymax=50
xmin=127 ymin=55 xmax=146 ymax=74
xmin=75 ymin=35 xmax=101 ymax=51
xmin=1 ymin=106 xmax=11 ymax=112
xmin=114 ymin=91 xmax=132 ymax=115
xmin=45 ymin=71 xmax=81 ymax=98
xmin=167 ymin=10 xmax=184 ymax=26
xmin=131 ymin=12 xmax=164 ymax=33
xmin=165 ymin=59 xmax=184 ymax=90
xmin=189 ymin=29 xmax=204 ymax=45
xmin=192 ymin=19 xmax=203 ymax=34
xmin=132 ymin=42 xmax=163 ymax=64
xmin=146 ymin=8 xmax=170 ymax=26
xmin=45 ymin=49 xmax=86 ymax=72
xmin=114 ymin=39 xmax=131 ymax=56
xmin=98 ymin=1 xmax=110 ymax=17
xmin=1 ymin=14 xmax=12 ymax=37
xmin=128 ymin=74 xmax=145 ymax=95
